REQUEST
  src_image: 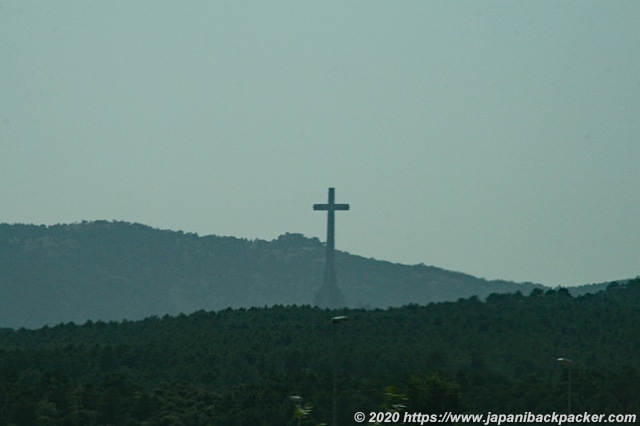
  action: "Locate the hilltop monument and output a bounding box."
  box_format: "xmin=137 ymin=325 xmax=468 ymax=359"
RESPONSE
xmin=313 ymin=187 xmax=349 ymax=308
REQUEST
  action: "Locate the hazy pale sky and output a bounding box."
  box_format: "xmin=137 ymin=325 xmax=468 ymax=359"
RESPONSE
xmin=2 ymin=1 xmax=639 ymax=287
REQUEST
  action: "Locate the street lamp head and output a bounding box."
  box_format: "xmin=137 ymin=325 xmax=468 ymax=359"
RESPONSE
xmin=331 ymin=315 xmax=349 ymax=324
xmin=289 ymin=395 xmax=302 ymax=403
xmin=557 ymin=357 xmax=573 ymax=366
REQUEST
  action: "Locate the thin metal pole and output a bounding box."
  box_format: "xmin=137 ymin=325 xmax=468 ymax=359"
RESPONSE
xmin=332 ymin=322 xmax=337 ymax=426
xmin=331 ymin=316 xmax=348 ymax=426
xmin=568 ymin=366 xmax=572 ymax=417
xmin=557 ymin=358 xmax=573 ymax=423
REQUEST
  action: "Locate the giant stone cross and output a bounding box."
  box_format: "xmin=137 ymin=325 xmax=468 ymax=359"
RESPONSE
xmin=313 ymin=187 xmax=349 ymax=308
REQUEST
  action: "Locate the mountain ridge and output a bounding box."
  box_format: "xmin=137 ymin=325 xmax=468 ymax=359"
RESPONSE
xmin=0 ymin=220 xmax=622 ymax=329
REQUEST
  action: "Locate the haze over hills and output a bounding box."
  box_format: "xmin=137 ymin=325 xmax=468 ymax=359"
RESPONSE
xmin=0 ymin=220 xmax=618 ymax=329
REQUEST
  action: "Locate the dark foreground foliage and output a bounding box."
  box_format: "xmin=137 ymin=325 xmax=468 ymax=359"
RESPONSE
xmin=0 ymin=278 xmax=639 ymax=424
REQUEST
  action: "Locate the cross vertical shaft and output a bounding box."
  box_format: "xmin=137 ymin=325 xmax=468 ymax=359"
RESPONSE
xmin=313 ymin=188 xmax=349 ymax=308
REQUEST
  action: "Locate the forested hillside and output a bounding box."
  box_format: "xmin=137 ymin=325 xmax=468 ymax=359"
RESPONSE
xmin=0 ymin=221 xmax=543 ymax=328
xmin=0 ymin=279 xmax=638 ymax=424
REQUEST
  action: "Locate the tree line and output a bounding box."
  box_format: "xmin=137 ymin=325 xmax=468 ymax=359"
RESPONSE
xmin=0 ymin=278 xmax=639 ymax=424
xmin=0 ymin=221 xmax=542 ymax=328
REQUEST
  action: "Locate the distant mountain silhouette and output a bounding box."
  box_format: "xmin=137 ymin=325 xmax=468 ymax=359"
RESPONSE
xmin=0 ymin=221 xmax=564 ymax=329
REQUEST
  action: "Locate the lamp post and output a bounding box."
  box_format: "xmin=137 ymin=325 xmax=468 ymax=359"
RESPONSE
xmin=557 ymin=358 xmax=573 ymax=418
xmin=332 ymin=316 xmax=349 ymax=426
xmin=290 ymin=395 xmax=302 ymax=426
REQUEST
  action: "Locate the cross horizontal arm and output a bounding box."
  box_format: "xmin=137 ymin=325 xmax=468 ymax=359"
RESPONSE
xmin=313 ymin=204 xmax=350 ymax=211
